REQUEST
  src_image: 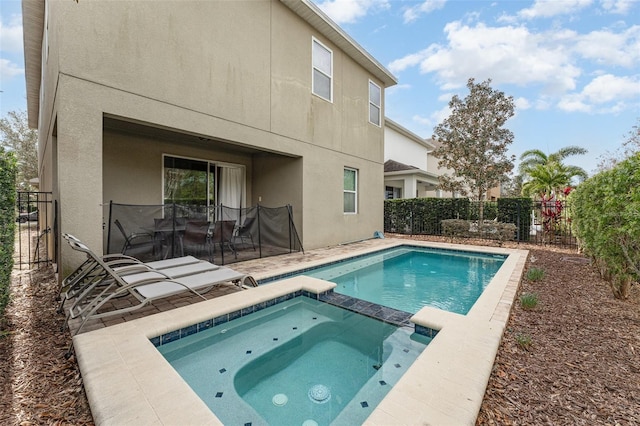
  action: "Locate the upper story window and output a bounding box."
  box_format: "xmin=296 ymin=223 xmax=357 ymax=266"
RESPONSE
xmin=312 ymin=38 xmax=333 ymax=102
xmin=369 ymin=80 xmax=381 ymax=126
xmin=344 ymin=167 xmax=358 ymax=214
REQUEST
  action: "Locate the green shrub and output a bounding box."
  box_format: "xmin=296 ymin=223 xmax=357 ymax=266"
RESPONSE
xmin=519 ymin=292 xmax=539 ymax=310
xmin=515 ymin=333 xmax=532 ymax=350
xmin=384 ymin=198 xmax=470 ymax=235
xmin=0 ymin=148 xmax=17 ymax=317
xmin=498 ymin=198 xmax=533 ymax=241
xmin=526 ymin=267 xmax=545 ymax=282
xmin=571 ymin=153 xmax=640 ymax=299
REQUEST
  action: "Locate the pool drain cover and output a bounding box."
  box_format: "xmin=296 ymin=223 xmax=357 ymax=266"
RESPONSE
xmin=302 ymin=420 xmax=319 ymax=426
xmin=272 ymin=393 xmax=288 ymax=406
xmin=308 ymin=384 xmax=331 ymax=404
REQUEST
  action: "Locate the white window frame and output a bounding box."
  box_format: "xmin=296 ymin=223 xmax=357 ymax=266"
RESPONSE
xmin=312 ymin=37 xmax=333 ymax=102
xmin=369 ymin=80 xmax=381 ymax=126
xmin=343 ymin=167 xmax=358 ymax=214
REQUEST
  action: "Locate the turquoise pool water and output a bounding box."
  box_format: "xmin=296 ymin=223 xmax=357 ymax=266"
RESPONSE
xmin=157 ymin=297 xmax=430 ymax=425
xmin=301 ymin=246 xmax=506 ymax=315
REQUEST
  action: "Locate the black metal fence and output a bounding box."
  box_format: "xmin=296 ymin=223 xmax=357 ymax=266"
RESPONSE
xmin=105 ymin=202 xmax=303 ymax=265
xmin=15 ymin=191 xmax=55 ymax=269
xmin=384 ymin=198 xmax=577 ymax=249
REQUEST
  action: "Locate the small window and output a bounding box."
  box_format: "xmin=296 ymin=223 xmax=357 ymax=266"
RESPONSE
xmin=369 ymin=80 xmax=381 ymax=126
xmin=344 ymin=168 xmax=358 ymax=214
xmin=385 ymin=186 xmax=401 ymax=199
xmin=312 ymin=38 xmax=333 ymax=102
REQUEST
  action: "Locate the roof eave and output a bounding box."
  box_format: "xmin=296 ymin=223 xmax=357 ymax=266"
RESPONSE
xmin=280 ymin=0 xmax=397 ymax=87
xmin=22 ymin=0 xmax=44 ymax=129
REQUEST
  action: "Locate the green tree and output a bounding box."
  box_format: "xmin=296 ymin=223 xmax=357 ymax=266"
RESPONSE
xmin=0 ymin=110 xmax=38 ymax=189
xmin=432 ymin=78 xmax=516 ymax=223
xmin=518 ymin=145 xmax=588 ymax=195
xmin=521 ymin=161 xmax=574 ymax=197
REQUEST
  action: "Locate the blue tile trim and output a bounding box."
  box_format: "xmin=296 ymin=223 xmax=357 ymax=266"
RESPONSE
xmin=151 ymin=291 xmax=316 ymax=347
xmin=150 ymin=288 xmax=435 ymax=348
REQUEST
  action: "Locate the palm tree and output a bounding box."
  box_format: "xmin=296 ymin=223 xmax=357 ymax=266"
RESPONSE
xmin=521 ymin=162 xmax=571 ymax=197
xmin=519 ymin=146 xmax=588 ymax=197
xmin=519 ymin=146 xmax=588 ymax=180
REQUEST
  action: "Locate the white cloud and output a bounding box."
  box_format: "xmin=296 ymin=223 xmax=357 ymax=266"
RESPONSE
xmin=517 ymin=0 xmax=593 ymax=20
xmin=403 ymin=0 xmax=447 ymax=24
xmin=600 ymin=0 xmax=636 ymax=14
xmin=0 ymin=58 xmax=24 ymax=80
xmin=558 ymin=74 xmax=640 ymax=112
xmin=394 ymin=21 xmax=582 ymax=94
xmin=515 ymin=97 xmax=531 ymax=110
xmin=385 ymin=83 xmax=412 ymax=95
xmin=573 ymin=25 xmax=640 ymax=67
xmin=0 ymin=14 xmax=23 ymax=53
xmin=315 ymin=0 xmax=390 ymax=24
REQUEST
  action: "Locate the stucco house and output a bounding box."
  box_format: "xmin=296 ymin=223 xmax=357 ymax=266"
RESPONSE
xmin=384 ymin=118 xmax=447 ymax=199
xmin=384 ymin=118 xmax=500 ymax=200
xmin=22 ymin=0 xmax=397 ymax=275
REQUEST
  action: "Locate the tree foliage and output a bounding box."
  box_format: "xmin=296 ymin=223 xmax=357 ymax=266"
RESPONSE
xmin=432 ymin=78 xmax=515 ymax=222
xmin=0 ymin=110 xmax=38 ymax=189
xmin=519 ymin=146 xmax=588 ymax=198
xmin=570 ymin=153 xmax=640 ymax=299
xmin=0 ymin=147 xmax=17 ymax=316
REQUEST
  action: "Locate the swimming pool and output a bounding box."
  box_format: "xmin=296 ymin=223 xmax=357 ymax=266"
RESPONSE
xmin=156 ymin=296 xmax=430 ymax=425
xmin=73 ymin=239 xmax=529 ymax=425
xmin=271 ymin=246 xmax=506 ymax=315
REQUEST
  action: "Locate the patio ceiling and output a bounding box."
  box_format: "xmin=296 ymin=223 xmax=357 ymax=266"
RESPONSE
xmin=103 ymin=117 xmax=293 ymax=158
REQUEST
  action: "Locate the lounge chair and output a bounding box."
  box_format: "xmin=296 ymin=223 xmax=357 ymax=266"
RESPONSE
xmin=60 ymin=234 xmax=216 ymax=314
xmin=70 ymin=266 xmax=253 ymax=336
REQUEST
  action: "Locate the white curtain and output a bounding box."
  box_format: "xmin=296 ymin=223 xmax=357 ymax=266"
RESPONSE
xmin=219 ymin=166 xmax=243 ymax=209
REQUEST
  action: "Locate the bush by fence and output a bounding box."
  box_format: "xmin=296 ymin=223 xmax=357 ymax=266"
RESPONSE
xmin=571 ymin=153 xmax=640 ymax=299
xmin=384 ymin=198 xmax=470 ymax=234
xmin=0 ymin=148 xmax=17 ymax=317
xmin=497 ymin=197 xmax=533 ymax=242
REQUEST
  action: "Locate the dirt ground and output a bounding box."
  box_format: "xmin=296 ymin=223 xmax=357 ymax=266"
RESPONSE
xmin=1 ymin=236 xmax=639 ymax=425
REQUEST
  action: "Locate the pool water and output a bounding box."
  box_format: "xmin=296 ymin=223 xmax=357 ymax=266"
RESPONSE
xmin=157 ymin=297 xmax=430 ymax=425
xmin=303 ymin=246 xmax=506 ymax=315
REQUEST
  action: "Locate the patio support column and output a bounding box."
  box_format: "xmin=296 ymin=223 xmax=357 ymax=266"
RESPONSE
xmin=56 ymin=80 xmax=103 ymax=276
xmin=403 ymin=176 xmax=417 ymax=199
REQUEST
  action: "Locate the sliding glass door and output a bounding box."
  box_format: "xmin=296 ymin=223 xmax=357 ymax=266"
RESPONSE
xmin=163 ymin=155 xmax=244 ymax=210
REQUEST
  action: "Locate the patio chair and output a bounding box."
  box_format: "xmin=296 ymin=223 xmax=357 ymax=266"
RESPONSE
xmin=70 ymin=264 xmax=253 ymax=336
xmin=114 ymin=219 xmax=155 ymax=260
xmin=212 ymin=220 xmax=237 ymax=260
xmin=180 ymin=220 xmax=212 ymax=261
xmin=234 ymin=216 xmax=256 ymax=251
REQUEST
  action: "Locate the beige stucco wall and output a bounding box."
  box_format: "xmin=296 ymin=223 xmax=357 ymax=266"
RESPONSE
xmin=36 ymin=0 xmax=387 ymax=275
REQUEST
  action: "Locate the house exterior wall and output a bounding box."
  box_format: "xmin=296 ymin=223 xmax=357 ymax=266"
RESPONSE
xmin=28 ymin=0 xmax=393 ymax=275
xmin=384 ymin=126 xmax=429 ymax=171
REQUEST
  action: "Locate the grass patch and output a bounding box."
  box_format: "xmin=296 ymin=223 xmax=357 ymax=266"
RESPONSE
xmin=526 ymin=267 xmax=545 ymax=282
xmin=515 ymin=333 xmax=532 ymax=350
xmin=519 ymin=292 xmax=539 ymax=310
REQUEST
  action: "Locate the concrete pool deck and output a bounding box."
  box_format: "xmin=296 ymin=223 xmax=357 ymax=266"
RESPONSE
xmin=72 ymin=238 xmax=528 ymax=425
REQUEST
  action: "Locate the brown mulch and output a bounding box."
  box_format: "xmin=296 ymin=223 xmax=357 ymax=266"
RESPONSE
xmin=1 ymin=236 xmax=639 ymax=425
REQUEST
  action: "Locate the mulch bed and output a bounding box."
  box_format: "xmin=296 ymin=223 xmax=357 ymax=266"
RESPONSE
xmin=1 ymin=236 xmax=638 ymax=425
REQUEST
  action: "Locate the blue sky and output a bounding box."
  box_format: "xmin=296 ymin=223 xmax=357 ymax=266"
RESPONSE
xmin=1 ymin=0 xmax=639 ymax=175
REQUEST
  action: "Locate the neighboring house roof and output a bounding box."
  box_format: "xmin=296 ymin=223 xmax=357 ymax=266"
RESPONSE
xmin=21 ymin=0 xmax=398 ymax=128
xmin=384 ymin=159 xmax=418 ymax=173
xmin=384 ymin=118 xmax=435 ymax=151
xmin=384 ymin=160 xmax=440 ymax=185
